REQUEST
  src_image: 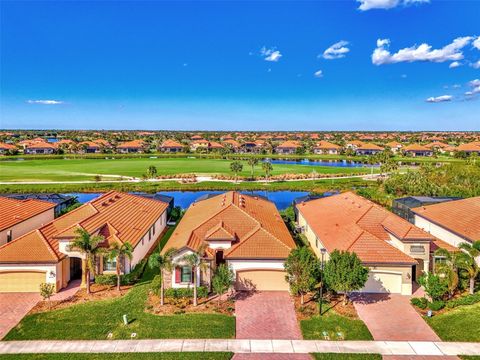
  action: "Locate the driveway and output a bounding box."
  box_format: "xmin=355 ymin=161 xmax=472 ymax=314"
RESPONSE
xmin=0 ymin=293 xmax=40 ymax=339
xmin=352 ymin=293 xmax=440 ymax=341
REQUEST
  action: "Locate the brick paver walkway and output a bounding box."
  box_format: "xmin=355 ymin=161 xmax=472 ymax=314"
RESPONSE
xmin=51 ymin=279 xmax=81 ymax=301
xmin=0 ymin=293 xmax=40 ymax=339
xmin=352 ymin=293 xmax=440 ymax=341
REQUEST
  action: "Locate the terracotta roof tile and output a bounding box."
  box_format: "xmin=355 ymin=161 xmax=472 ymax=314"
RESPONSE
xmin=0 ymin=197 xmax=55 ymax=232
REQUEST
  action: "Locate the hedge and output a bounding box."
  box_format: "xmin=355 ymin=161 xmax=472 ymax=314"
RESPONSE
xmin=164 ymin=286 xmax=208 ymax=299
xmin=446 ymin=292 xmax=480 ymax=309
xmin=410 ymin=297 xmax=428 ymax=309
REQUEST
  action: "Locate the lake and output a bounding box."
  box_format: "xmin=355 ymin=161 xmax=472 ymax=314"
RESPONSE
xmin=64 ymin=190 xmax=313 ymax=210
xmin=264 ymin=159 xmax=374 ymax=168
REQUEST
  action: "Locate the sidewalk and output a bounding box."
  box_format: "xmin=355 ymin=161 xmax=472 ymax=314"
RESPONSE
xmin=0 ymin=339 xmax=479 ymax=356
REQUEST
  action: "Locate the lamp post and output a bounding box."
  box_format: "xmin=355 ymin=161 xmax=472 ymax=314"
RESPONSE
xmin=319 ymin=248 xmax=326 ymax=316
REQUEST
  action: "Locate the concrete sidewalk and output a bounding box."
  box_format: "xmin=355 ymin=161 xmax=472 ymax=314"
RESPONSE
xmin=0 ymin=340 xmax=479 ymax=356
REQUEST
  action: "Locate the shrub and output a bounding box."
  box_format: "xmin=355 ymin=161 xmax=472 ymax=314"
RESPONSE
xmin=446 ymin=292 xmax=480 ymax=309
xmin=94 ymin=274 xmax=117 ymax=285
xmin=123 ymin=259 xmax=147 ymax=285
xmin=428 ymin=300 xmax=446 ymax=311
xmin=151 ymin=275 xmax=162 ymax=295
xmin=410 ymin=297 xmax=428 ymax=309
xmin=164 ymin=286 xmax=208 ymax=299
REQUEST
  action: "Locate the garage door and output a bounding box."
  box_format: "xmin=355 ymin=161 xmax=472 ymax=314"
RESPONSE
xmin=235 ymin=270 xmax=289 ymax=291
xmin=0 ymin=271 xmax=45 ymax=292
xmin=360 ymin=271 xmax=402 ymax=294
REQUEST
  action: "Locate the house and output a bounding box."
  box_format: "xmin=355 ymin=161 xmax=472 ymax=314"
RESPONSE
xmin=403 ymin=144 xmax=433 ymax=157
xmin=160 ymin=139 xmax=184 ymax=153
xmin=190 ymin=139 xmax=210 ymax=151
xmin=295 ymin=192 xmax=455 ymax=295
xmin=385 ymin=141 xmax=403 ymax=154
xmin=78 ymin=141 xmax=102 ymax=153
xmin=162 ymin=192 xmax=296 ymax=292
xmin=116 ymin=140 xmax=147 ymax=153
xmin=0 ymin=197 xmax=55 ymax=246
xmin=455 ymin=142 xmax=480 ymax=155
xmin=275 ymin=141 xmax=302 ymax=154
xmin=24 ymin=142 xmax=56 ymax=154
xmin=208 ymin=141 xmax=224 ymax=151
xmin=0 ymin=191 xmax=168 ymax=292
xmin=313 ymin=141 xmax=341 ymax=155
xmin=223 ymin=140 xmax=241 ymax=152
xmin=238 ymin=141 xmax=259 ymax=153
xmin=392 ymin=196 xmax=462 ymax=224
xmin=0 ymin=142 xmax=17 ymax=155
xmin=425 ymin=141 xmax=449 ymax=153
xmin=2 ymin=193 xmax=77 ymax=217
xmin=345 ymin=140 xmax=365 ymax=150
xmin=412 ymin=197 xmax=480 ymax=248
xmin=355 ymin=143 xmax=384 ymax=156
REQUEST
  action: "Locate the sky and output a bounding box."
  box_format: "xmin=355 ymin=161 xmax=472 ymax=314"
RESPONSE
xmin=1 ymin=0 xmax=479 ymax=131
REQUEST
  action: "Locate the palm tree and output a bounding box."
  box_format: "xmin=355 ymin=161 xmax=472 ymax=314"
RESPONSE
xmin=230 ymin=161 xmax=243 ymax=183
xmin=148 ymin=247 xmax=177 ymax=305
xmin=434 ymin=248 xmax=460 ymax=298
xmin=262 ymin=161 xmax=273 ymax=182
xmin=247 ymin=158 xmax=259 ymax=179
xmin=108 ymin=241 xmax=133 ymax=292
xmin=70 ymin=228 xmax=104 ymax=295
xmin=147 ymin=165 xmax=157 ymax=179
xmin=180 ymin=244 xmax=208 ymax=306
xmin=457 ymin=241 xmax=480 ymax=294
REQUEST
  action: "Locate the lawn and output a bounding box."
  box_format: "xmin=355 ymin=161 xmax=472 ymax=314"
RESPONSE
xmin=300 ymin=311 xmax=373 ymax=341
xmin=425 ymin=302 xmax=480 ymax=342
xmin=4 ymin=231 xmax=235 ymax=341
xmin=0 ymin=157 xmax=372 ymax=182
xmin=0 ymin=354 xmax=232 ymax=360
xmin=312 ymin=355 xmax=381 ymax=360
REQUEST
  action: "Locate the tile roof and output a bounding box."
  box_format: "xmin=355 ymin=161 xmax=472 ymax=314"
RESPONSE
xmin=412 ymin=197 xmax=480 ymax=242
xmin=161 ymin=139 xmax=183 ymax=148
xmin=403 ymin=144 xmax=432 ymax=152
xmin=163 ymin=191 xmax=296 ymax=259
xmin=356 ymin=143 xmax=384 ymax=151
xmin=0 ymin=142 xmax=17 ymax=150
xmin=0 ymin=191 xmax=168 ymax=264
xmin=297 ymin=192 xmax=436 ymax=265
xmin=314 ymin=141 xmax=341 ymax=149
xmin=277 ymin=140 xmax=301 ymax=148
xmin=117 ymin=140 xmax=146 ymax=149
xmin=0 ymin=197 xmax=55 ymax=232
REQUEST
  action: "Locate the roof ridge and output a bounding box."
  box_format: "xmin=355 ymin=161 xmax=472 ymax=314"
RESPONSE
xmin=36 ymin=229 xmax=61 ymax=261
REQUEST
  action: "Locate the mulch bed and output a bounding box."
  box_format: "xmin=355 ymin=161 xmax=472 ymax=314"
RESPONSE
xmin=294 ymin=292 xmax=360 ymax=320
xmin=29 ymin=284 xmax=132 ymax=314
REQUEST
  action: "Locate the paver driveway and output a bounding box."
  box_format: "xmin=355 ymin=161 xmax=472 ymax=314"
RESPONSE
xmin=352 ymin=293 xmax=440 ymax=341
xmin=0 ymin=293 xmax=40 ymax=339
xmin=235 ymin=291 xmax=302 ymax=339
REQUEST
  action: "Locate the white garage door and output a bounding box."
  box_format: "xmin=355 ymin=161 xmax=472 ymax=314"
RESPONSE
xmin=235 ymin=270 xmax=289 ymax=291
xmin=361 ymin=271 xmax=402 ymax=294
xmin=0 ymin=271 xmax=46 ymax=292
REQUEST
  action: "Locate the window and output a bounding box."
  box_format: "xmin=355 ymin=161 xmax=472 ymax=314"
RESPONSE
xmin=315 ymin=237 xmax=319 ymax=248
xmin=103 ymin=257 xmax=117 ymax=272
xmin=7 ymin=230 xmax=12 ymax=243
xmin=149 ymin=228 xmax=152 ymax=241
xmin=153 ymin=223 xmax=156 ymax=235
xmin=181 ymin=266 xmax=192 ymax=283
xmin=411 ymin=245 xmax=425 ymax=254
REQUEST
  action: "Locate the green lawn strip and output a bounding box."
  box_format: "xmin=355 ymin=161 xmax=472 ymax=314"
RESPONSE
xmin=312 ymin=354 xmax=381 ymax=360
xmin=0 ymin=157 xmax=373 ymax=182
xmin=425 ymin=302 xmax=480 ymax=342
xmin=461 ymin=357 xmax=480 ymax=360
xmin=301 ymin=311 xmax=373 ymax=341
xmin=0 ymin=354 xmax=232 ymax=360
xmin=0 ymin=177 xmax=371 ymax=194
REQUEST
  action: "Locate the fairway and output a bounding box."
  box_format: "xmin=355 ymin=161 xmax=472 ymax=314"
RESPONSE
xmin=0 ymin=158 xmax=372 ymax=182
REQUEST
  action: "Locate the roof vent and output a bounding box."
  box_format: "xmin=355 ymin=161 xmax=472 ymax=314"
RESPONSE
xmin=102 ymin=202 xmax=108 ymax=206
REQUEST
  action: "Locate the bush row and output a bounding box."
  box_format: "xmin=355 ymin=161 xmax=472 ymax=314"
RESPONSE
xmin=411 ymin=292 xmax=480 ymax=311
xmin=164 ymin=286 xmax=209 ymax=299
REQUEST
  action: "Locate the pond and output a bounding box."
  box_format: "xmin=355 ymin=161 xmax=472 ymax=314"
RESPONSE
xmin=264 ymin=158 xmax=374 ymax=168
xmin=64 ymin=190 xmax=312 ymax=210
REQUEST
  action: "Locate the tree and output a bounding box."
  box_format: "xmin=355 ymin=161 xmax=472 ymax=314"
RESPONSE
xmin=418 ymin=272 xmax=448 ymax=301
xmin=434 ymin=248 xmax=460 ymax=298
xmin=284 ymin=247 xmax=320 ymax=305
xmin=39 ymin=283 xmax=55 ymax=309
xmin=148 ymin=247 xmax=177 ymax=305
xmin=180 ymin=244 xmax=208 ymax=306
xmin=230 ymin=161 xmax=243 ymax=183
xmin=70 ymin=228 xmax=104 ymax=295
xmin=147 ymin=165 xmax=158 ymax=179
xmin=456 ymin=241 xmax=480 ymax=294
xmin=247 ymin=158 xmax=259 ymax=179
xmin=323 ymin=250 xmax=369 ymax=305
xmin=212 ymin=264 xmax=235 ymax=306
xmin=262 ymin=161 xmax=273 ymax=181
xmin=108 ymin=241 xmax=134 ymax=292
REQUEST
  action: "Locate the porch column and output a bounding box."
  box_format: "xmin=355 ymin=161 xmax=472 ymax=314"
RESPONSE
xmin=80 ymin=258 xmax=87 ymax=288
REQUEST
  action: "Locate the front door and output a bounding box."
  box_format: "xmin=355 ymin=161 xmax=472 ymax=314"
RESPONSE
xmin=70 ymin=257 xmax=82 ymax=280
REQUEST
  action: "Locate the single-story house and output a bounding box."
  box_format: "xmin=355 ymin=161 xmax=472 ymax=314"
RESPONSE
xmin=385 ymin=141 xmax=403 ymax=154
xmin=116 ymin=140 xmax=147 ymax=153
xmin=162 ymin=191 xmax=296 ymax=292
xmin=313 ymin=141 xmax=341 ymax=155
xmin=0 ymin=197 xmax=55 ymax=246
xmin=355 ymin=143 xmax=384 ymax=156
xmin=78 ymin=141 xmax=102 ymax=153
xmin=24 ymin=142 xmax=56 ymax=155
xmin=412 ymin=196 xmax=480 ymax=249
xmin=160 ymin=139 xmax=184 ymax=153
xmin=190 ymin=139 xmax=210 ymax=151
xmin=275 ymin=141 xmax=302 ymax=154
xmin=0 ymin=191 xmax=168 ymax=293
xmin=296 ymin=192 xmax=455 ymax=295
xmin=403 ymin=144 xmax=433 ymax=157
xmin=0 ymin=142 xmax=17 ymax=155
xmin=455 ymin=142 xmax=480 ymax=155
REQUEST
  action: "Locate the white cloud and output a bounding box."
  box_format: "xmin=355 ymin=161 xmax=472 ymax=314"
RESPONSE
xmin=426 ymin=95 xmax=453 ymax=103
xmin=473 ymin=37 xmax=480 ymax=50
xmin=26 ymin=100 xmax=64 ymax=105
xmin=471 ymin=60 xmax=480 ymax=69
xmin=322 ymin=41 xmax=350 ymax=60
xmin=357 ymin=0 xmax=429 ymax=11
xmin=314 ymin=70 xmax=323 ymax=78
xmin=372 ymin=37 xmax=473 ymax=65
xmin=449 ymin=61 xmax=462 ymax=69
xmin=260 ymin=47 xmax=282 ymax=62
xmin=466 ymin=79 xmax=480 ymax=96
xmin=452 ymin=84 xmax=461 ymax=89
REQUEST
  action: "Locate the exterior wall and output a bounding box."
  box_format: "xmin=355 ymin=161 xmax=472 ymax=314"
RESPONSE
xmin=386 ymin=233 xmax=430 ymax=273
xmin=206 ymin=240 xmax=233 ymax=249
xmin=275 ymin=148 xmax=296 ymax=154
xmin=297 ymin=211 xmax=330 ymax=260
xmin=0 ymin=208 xmax=54 ymax=246
xmin=314 ymin=148 xmax=339 ymax=155
xmin=168 ymin=248 xmax=202 ymax=289
xmin=414 ymin=215 xmax=470 ymax=248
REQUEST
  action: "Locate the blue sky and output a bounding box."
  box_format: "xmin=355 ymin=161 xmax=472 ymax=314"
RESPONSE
xmin=1 ymin=0 xmax=479 ymax=131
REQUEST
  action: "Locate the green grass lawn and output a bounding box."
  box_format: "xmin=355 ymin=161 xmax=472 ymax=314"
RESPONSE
xmin=0 ymin=354 xmax=232 ymax=360
xmin=4 ymin=230 xmax=235 ymax=341
xmin=300 ymin=311 xmax=373 ymax=341
xmin=425 ymin=302 xmax=480 ymax=342
xmin=312 ymin=355 xmax=381 ymax=360
xmin=0 ymin=157 xmax=373 ymax=182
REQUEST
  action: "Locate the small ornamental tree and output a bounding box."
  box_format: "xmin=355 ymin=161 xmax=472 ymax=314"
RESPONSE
xmin=262 ymin=161 xmax=273 ymax=181
xmin=212 ymin=264 xmax=235 ymax=305
xmin=323 ymin=250 xmax=369 ymax=304
xmin=147 ymin=165 xmax=158 ymax=179
xmin=247 ymin=158 xmax=259 ymax=179
xmin=284 ymin=247 xmax=320 ymax=304
xmin=418 ymin=272 xmax=448 ymax=301
xmin=39 ymin=282 xmax=55 ymax=309
xmin=230 ymin=161 xmax=243 ymax=183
